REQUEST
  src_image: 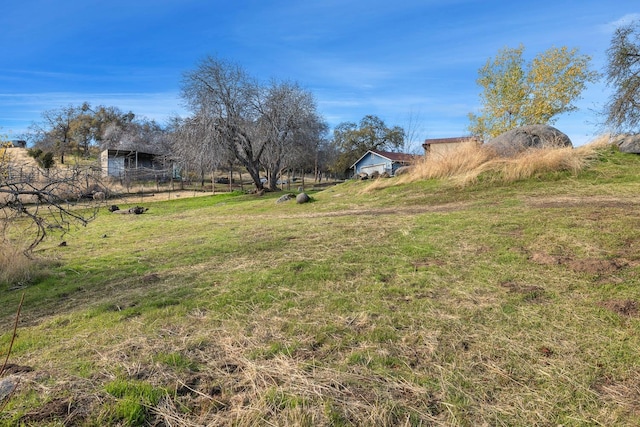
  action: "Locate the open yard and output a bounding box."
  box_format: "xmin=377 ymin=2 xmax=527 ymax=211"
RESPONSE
xmin=1 ymin=145 xmax=640 ymax=426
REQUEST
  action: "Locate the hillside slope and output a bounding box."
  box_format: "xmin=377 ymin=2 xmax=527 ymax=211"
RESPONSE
xmin=1 ymin=147 xmax=38 ymax=168
xmin=1 ymin=146 xmax=640 ymax=426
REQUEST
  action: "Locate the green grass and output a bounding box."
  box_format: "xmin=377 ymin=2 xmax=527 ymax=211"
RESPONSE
xmin=1 ymin=146 xmax=640 ymax=425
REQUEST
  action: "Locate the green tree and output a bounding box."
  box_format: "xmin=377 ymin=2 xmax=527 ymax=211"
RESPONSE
xmin=30 ymin=103 xmax=136 ymax=161
xmin=330 ymin=115 xmax=405 ymax=175
xmin=469 ymin=45 xmax=598 ymax=140
xmin=604 ymin=20 xmax=640 ymax=133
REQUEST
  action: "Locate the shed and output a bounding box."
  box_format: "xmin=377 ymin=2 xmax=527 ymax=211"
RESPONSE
xmin=1 ymin=139 xmax=27 ymax=148
xmin=351 ymin=150 xmax=417 ymax=177
xmin=100 ymin=148 xmax=175 ymax=181
xmin=422 ymin=136 xmax=481 ymax=159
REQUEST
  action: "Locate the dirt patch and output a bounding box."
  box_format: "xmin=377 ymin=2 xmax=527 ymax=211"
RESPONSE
xmin=1 ymin=364 xmax=33 ymax=375
xmin=141 ymin=273 xmax=161 ymax=284
xmin=568 ymin=259 xmax=627 ymax=274
xmin=529 ymin=252 xmax=568 ymax=266
xmin=599 ymin=299 xmax=639 ymax=317
xmin=20 ymin=398 xmax=79 ymax=424
xmin=525 ymin=196 xmax=640 ymax=210
xmin=412 ymin=258 xmax=446 ymax=271
xmin=500 ymin=282 xmax=547 ymax=303
xmin=592 ymin=374 xmax=640 ymax=415
xmin=500 ymin=281 xmax=545 ymax=294
xmin=529 ymin=253 xmax=626 ymax=275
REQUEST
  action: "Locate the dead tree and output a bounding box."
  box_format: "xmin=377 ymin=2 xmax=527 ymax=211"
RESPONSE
xmin=1 ymin=160 xmax=101 ymax=254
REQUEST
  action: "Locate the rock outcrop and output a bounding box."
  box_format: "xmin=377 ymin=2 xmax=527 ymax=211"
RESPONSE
xmin=296 ymin=193 xmax=310 ymax=204
xmin=612 ymin=134 xmax=640 ymax=154
xmin=485 ymin=125 xmax=572 ymax=157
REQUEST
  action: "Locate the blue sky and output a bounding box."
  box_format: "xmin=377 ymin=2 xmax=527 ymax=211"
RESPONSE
xmin=1 ymin=1 xmax=638 ymax=147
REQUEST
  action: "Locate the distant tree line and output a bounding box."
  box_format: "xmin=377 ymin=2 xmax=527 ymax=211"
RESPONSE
xmin=22 ymin=58 xmax=410 ymax=189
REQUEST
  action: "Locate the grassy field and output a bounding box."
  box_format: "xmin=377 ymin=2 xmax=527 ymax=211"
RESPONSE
xmin=1 ymin=143 xmax=640 ymax=426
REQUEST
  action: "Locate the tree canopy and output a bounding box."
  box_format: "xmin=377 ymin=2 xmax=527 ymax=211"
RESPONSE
xmin=29 ymin=103 xmax=136 ymax=162
xmin=604 ymin=20 xmax=640 ymax=133
xmin=330 ymin=115 xmax=405 ymax=175
xmin=468 ymin=45 xmax=598 ymax=140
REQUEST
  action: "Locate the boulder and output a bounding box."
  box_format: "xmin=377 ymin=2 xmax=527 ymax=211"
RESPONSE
xmin=612 ymin=134 xmax=640 ymax=154
xmin=485 ymin=124 xmax=572 ymax=157
xmin=276 ymin=194 xmax=295 ymax=204
xmin=112 ymin=206 xmax=148 ymax=214
xmin=0 ymin=376 xmax=18 ymax=401
xmin=130 ymin=206 xmax=147 ymax=214
xmin=296 ymin=193 xmax=310 ymax=204
xmin=394 ymin=166 xmax=412 ymax=176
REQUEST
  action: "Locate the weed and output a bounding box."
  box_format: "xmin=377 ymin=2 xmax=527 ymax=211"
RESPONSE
xmin=104 ymin=379 xmax=166 ymax=426
xmin=153 ymin=352 xmax=199 ymax=372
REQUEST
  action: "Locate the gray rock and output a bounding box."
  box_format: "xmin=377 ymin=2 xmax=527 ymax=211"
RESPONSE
xmin=394 ymin=166 xmax=412 ymax=176
xmin=613 ymin=134 xmax=640 ymax=154
xmin=296 ymin=193 xmax=310 ymax=204
xmin=0 ymin=376 xmax=18 ymax=401
xmin=276 ymin=194 xmax=295 ymax=204
xmin=485 ymin=124 xmax=572 ymax=157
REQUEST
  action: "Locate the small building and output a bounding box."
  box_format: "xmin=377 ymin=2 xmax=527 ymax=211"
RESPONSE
xmin=422 ymin=136 xmax=481 ymax=159
xmin=100 ymin=148 xmax=176 ymax=181
xmin=1 ymin=139 xmax=27 ymax=148
xmin=351 ymin=149 xmax=417 ymax=177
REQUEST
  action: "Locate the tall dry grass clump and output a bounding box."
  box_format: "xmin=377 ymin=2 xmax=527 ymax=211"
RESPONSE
xmin=0 ymin=240 xmax=35 ymax=288
xmin=365 ymin=137 xmax=608 ymax=191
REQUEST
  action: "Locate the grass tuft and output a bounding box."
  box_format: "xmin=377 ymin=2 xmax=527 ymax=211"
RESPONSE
xmin=0 ymin=241 xmax=37 ymax=289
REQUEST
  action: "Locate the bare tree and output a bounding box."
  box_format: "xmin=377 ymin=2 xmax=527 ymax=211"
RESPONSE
xmin=180 ymin=56 xmax=326 ymax=191
xmin=181 ymin=57 xmax=267 ymax=190
xmin=0 ymin=148 xmax=100 ymax=253
xmin=604 ymin=19 xmax=640 ymax=133
xmin=30 ymin=105 xmax=79 ymax=164
xmin=171 ymin=113 xmax=224 ymax=187
xmin=257 ymin=80 xmax=326 ymax=191
xmin=401 ymin=109 xmax=427 ymax=154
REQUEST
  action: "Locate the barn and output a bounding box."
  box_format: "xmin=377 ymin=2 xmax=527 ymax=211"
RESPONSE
xmin=351 ymin=150 xmax=417 ymax=177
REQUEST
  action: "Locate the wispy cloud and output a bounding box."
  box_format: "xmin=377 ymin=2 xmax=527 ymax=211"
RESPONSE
xmin=0 ymin=92 xmax=186 ymax=135
xmin=599 ymin=13 xmax=640 ymax=33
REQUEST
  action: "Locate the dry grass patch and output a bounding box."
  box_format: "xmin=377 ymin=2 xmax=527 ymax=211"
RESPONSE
xmin=0 ymin=240 xmax=35 ymax=288
xmin=365 ymin=136 xmax=609 ymax=192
